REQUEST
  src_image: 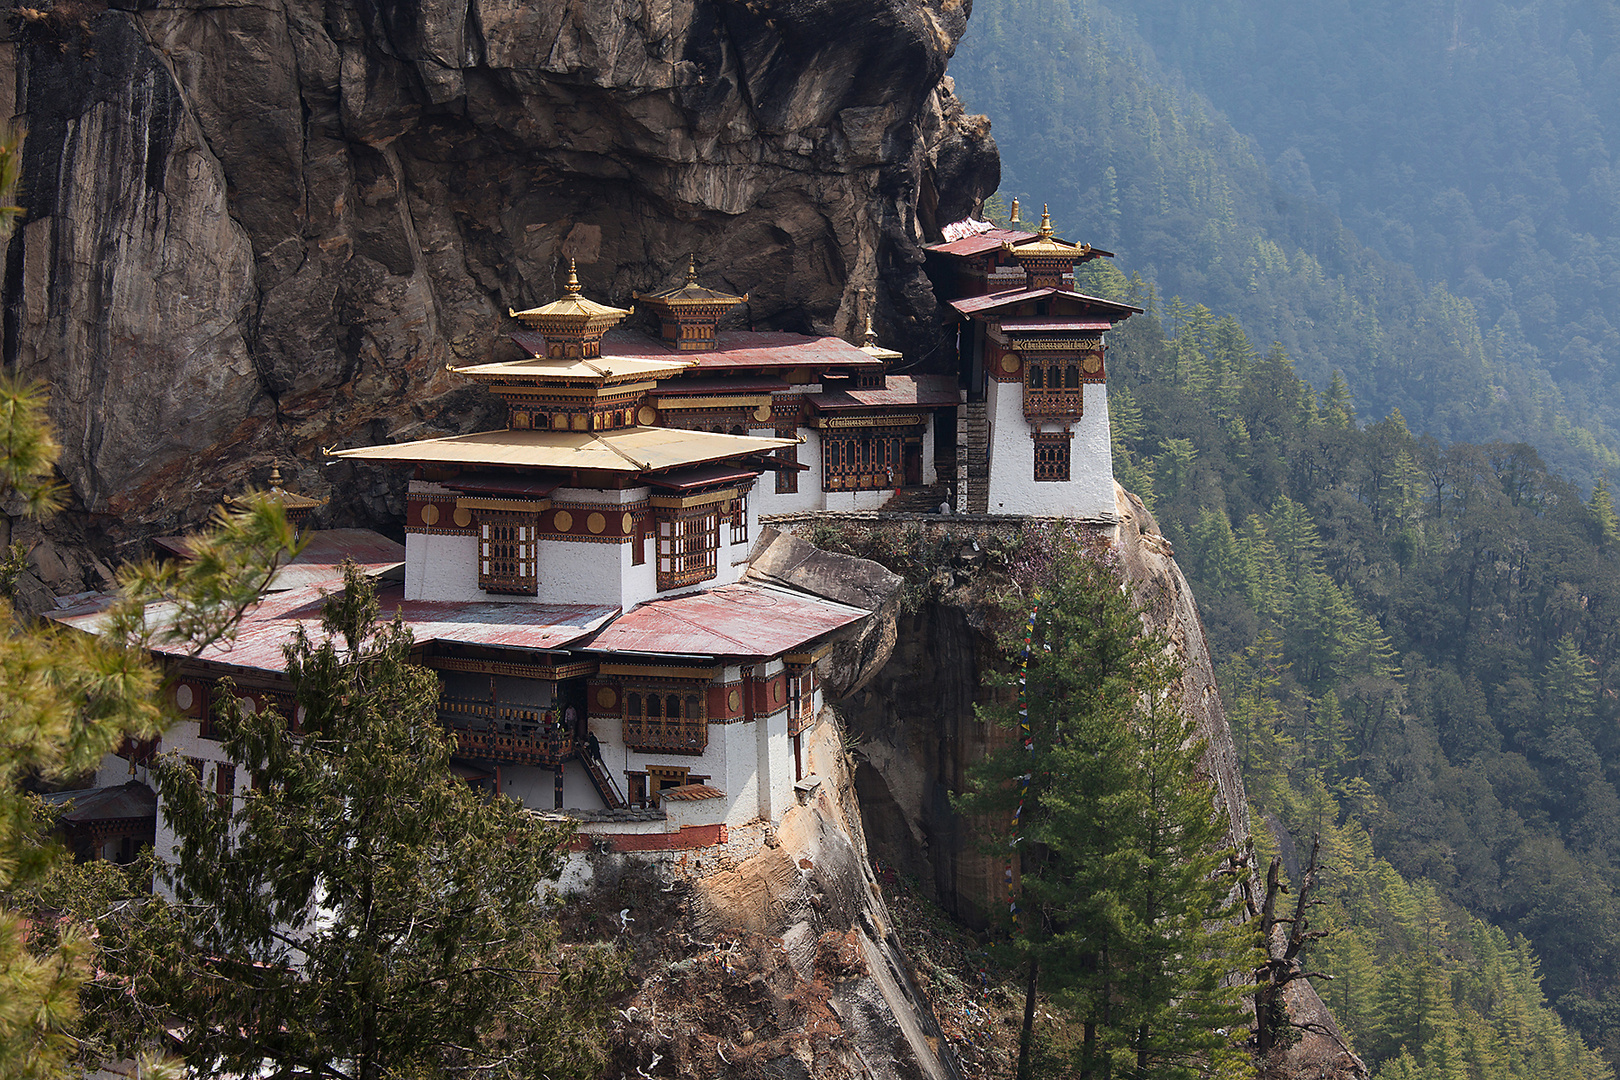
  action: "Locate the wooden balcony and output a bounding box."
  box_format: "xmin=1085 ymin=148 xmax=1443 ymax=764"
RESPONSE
xmin=622 ymin=715 xmax=707 ymax=754
xmin=439 ymin=696 xmax=574 ymax=766
xmin=1022 ymin=388 xmax=1084 ymax=421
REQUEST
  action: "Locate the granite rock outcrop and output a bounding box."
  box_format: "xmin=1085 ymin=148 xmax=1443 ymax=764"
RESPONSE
xmin=0 ymin=0 xmax=998 ymax=578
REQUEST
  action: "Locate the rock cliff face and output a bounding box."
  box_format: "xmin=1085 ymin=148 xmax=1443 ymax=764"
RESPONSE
xmin=787 ymin=488 xmax=1366 ymax=1078
xmin=0 ymin=0 xmax=997 ymax=574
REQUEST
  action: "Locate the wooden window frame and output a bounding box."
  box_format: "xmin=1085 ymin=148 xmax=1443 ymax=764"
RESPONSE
xmin=214 ymin=763 xmax=235 ymax=815
xmin=774 ymin=436 xmax=799 ymax=494
xmin=656 ymin=508 xmax=719 ymax=590
xmin=786 ymin=664 xmax=817 ymax=737
xmin=1033 ymin=430 xmax=1073 ymax=482
xmin=622 ymin=685 xmax=708 ymax=754
xmin=821 ymin=431 xmax=904 ymax=492
xmin=729 ymin=492 xmax=749 ymax=546
xmin=478 ymin=511 xmax=539 ymax=596
xmin=1023 ymin=358 xmax=1085 ymax=420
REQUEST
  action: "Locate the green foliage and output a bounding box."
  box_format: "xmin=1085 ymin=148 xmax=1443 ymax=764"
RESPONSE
xmin=0 ymin=374 xmax=291 ymax=1077
xmin=1085 ymin=262 xmax=1620 ymax=1074
xmin=95 ymin=564 xmax=625 ymax=1080
xmin=956 ymin=531 xmax=1254 ymax=1079
xmin=954 ymin=0 xmax=1620 ymax=486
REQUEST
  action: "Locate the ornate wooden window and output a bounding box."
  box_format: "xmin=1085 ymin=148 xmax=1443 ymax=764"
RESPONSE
xmin=774 ymin=435 xmax=799 ymax=494
xmin=786 ymin=664 xmax=817 ymax=737
xmin=623 ymin=687 xmax=708 ymax=753
xmin=656 ymin=508 xmax=720 ymax=590
xmin=214 ymin=763 xmax=235 ymax=814
xmin=1033 ymin=431 xmax=1073 ymax=482
xmin=1024 ymin=357 xmax=1085 ymax=420
xmin=822 ymin=432 xmax=903 ymax=491
xmin=729 ymin=492 xmax=749 ymax=546
xmin=478 ymin=512 xmax=539 ymax=595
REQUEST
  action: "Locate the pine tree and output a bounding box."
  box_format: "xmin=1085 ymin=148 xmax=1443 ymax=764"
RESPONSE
xmin=1544 ymin=634 xmax=1598 ymax=734
xmin=114 ymin=565 xmax=625 ymax=1079
xmin=956 ymin=532 xmax=1253 ymax=1080
xmin=1 ymin=369 xmax=294 ymax=1078
xmin=1591 ymin=480 xmax=1619 ymax=550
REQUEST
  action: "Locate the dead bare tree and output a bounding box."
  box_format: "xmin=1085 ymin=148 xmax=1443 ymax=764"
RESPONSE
xmin=1249 ymin=833 xmax=1332 ymax=1054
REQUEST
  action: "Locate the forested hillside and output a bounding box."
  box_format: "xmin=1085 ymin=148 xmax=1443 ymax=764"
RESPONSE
xmin=950 ymin=0 xmax=1619 ymax=487
xmin=951 ymin=5 xmax=1620 ymax=1071
xmin=1118 ymin=0 xmax=1620 ymax=444
xmin=1077 ymin=253 xmax=1620 ymax=1078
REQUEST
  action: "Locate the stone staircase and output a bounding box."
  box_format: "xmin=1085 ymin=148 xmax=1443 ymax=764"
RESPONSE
xmin=958 ymin=401 xmax=990 ymax=513
xmin=881 ymin=481 xmax=951 ymax=513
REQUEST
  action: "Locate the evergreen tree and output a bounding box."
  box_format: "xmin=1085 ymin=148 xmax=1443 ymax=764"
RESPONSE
xmin=1591 ymin=480 xmax=1619 ymax=550
xmin=1 ymin=372 xmax=293 ymax=1078
xmin=956 ymin=531 xmax=1253 ymax=1080
xmin=112 ymin=565 xmax=624 ymax=1079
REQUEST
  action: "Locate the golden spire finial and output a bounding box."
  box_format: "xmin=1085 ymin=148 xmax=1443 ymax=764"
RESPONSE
xmin=564 ymin=258 xmax=581 ymax=296
xmin=1039 ymin=204 xmax=1053 ymax=239
xmin=686 ymin=254 xmax=699 ymax=284
xmin=268 ymin=464 xmax=284 ymax=490
xmin=1010 ymin=197 xmax=1020 ymax=225
xmin=863 ymin=312 xmax=878 ymax=347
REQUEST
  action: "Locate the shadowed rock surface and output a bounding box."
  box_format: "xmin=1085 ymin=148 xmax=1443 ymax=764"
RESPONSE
xmin=0 ymin=0 xmax=998 ymax=581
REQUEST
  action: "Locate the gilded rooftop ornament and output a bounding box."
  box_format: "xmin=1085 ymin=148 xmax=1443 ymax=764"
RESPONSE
xmin=858 ymin=312 xmax=902 ymax=364
xmin=634 ymin=255 xmax=748 ymax=351
xmin=225 ymin=462 xmax=326 ymax=529
xmin=508 ymin=258 xmax=632 ymax=358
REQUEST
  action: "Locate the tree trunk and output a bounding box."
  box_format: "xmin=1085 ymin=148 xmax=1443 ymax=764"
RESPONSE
xmin=1017 ymin=955 xmax=1039 ymax=1080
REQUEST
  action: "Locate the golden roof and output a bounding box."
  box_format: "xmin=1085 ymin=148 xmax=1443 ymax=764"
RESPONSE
xmin=451 ymin=353 xmax=693 ymax=386
xmin=859 ymin=314 xmax=902 ymax=363
xmin=509 ymin=259 xmax=633 ymax=332
xmin=1004 ymin=205 xmax=1093 ymax=261
xmin=330 ymin=427 xmax=796 ymax=474
xmin=224 ymin=465 xmax=326 ymax=513
xmin=634 ymin=256 xmax=749 ymax=310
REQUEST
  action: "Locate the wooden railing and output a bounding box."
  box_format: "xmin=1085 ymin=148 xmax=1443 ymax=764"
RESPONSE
xmin=622 ymin=715 xmax=707 ymax=754
xmin=438 ymin=696 xmax=574 ymax=765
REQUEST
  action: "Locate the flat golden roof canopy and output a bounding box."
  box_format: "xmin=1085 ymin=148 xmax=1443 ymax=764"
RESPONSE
xmin=330 ymin=426 xmax=796 ymax=474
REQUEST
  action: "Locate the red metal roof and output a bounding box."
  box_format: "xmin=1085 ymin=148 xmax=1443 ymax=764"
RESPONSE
xmin=645 ymin=463 xmax=762 ymax=491
xmin=807 ymin=375 xmax=961 ymax=412
xmin=270 ymin=530 xmax=406 ymax=592
xmin=926 ymin=228 xmax=1035 ymax=256
xmin=998 ymin=318 xmax=1115 ymax=332
xmin=647 ymin=376 xmax=790 ymax=396
xmin=583 ymin=582 xmax=869 ymax=659
xmin=511 ymin=329 xmax=546 ymax=357
xmin=601 ymin=329 xmax=881 ymax=370
xmin=950 ymin=288 xmax=1143 ymax=318
xmin=442 ymin=474 xmax=566 ymax=499
xmin=149 ymin=529 xmax=405 ymax=593
xmin=114 ymin=585 xmax=619 ymax=674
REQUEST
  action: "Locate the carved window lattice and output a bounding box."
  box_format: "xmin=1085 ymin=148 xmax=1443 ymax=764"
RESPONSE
xmin=657 ymin=509 xmax=719 ymax=590
xmin=822 ymin=433 xmax=903 ymax=491
xmin=622 ymin=688 xmax=708 ymax=753
xmin=729 ymin=493 xmax=749 ymax=546
xmin=1033 ymin=431 xmax=1073 ymax=483
xmin=479 ymin=512 xmax=539 ymax=595
xmin=1023 ymin=358 xmax=1085 ymax=420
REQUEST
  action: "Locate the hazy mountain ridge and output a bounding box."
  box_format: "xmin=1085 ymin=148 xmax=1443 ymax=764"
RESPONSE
xmin=951 ymin=0 xmax=1620 ymax=487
